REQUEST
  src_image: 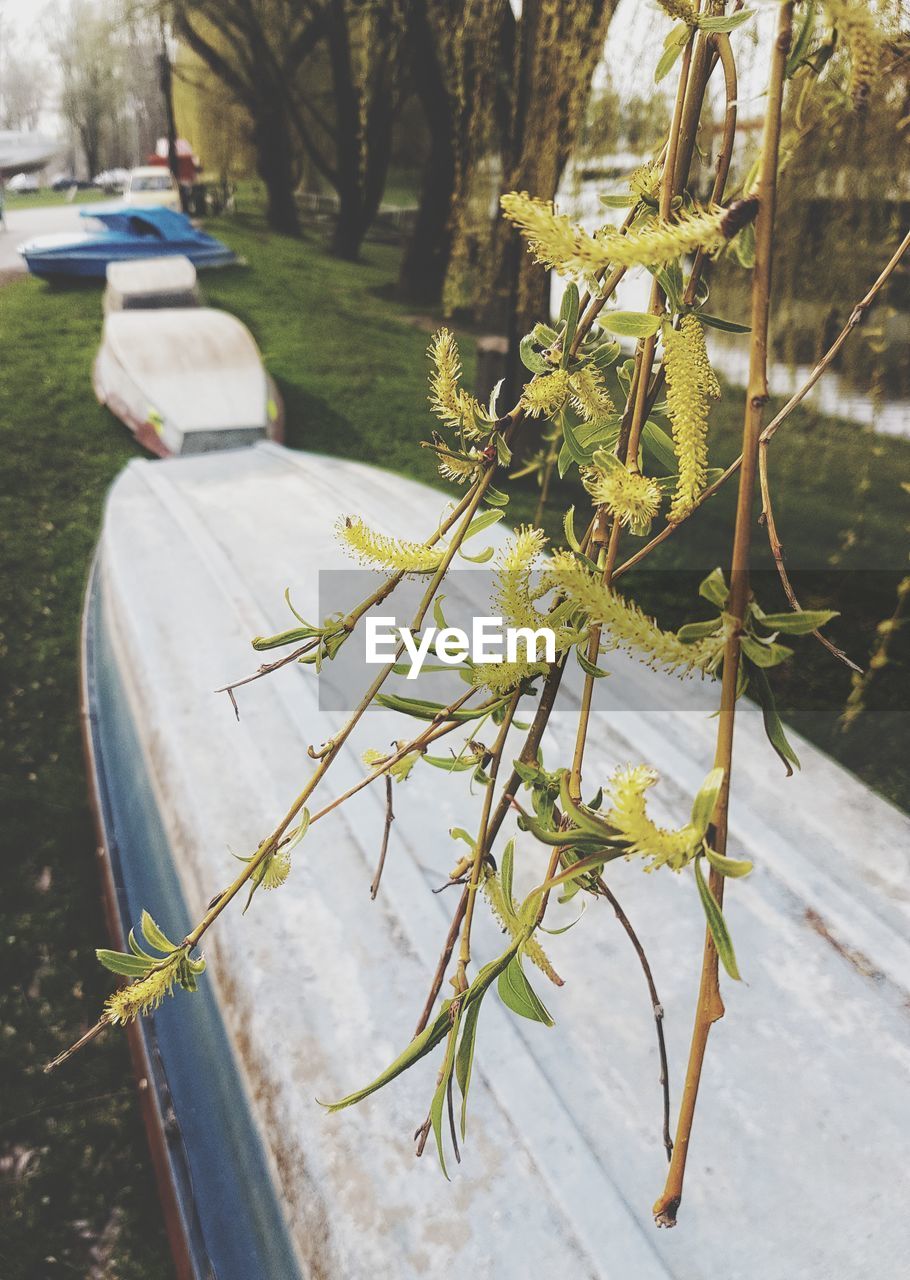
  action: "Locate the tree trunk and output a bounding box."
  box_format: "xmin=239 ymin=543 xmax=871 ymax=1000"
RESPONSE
xmin=399 ymin=131 xmax=456 ymax=304
xmin=398 ymin=0 xmax=457 ymax=305
xmin=253 ymin=108 xmax=300 ymax=237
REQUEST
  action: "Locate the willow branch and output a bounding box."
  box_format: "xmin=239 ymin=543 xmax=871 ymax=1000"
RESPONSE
xmin=654 ymin=1 xmax=794 ymax=1229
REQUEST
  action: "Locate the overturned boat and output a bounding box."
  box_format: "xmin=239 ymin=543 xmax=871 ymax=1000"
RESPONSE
xmin=18 ymin=206 xmax=236 ymax=280
xmin=80 ymin=443 xmax=910 ymax=1279
xmin=103 ymin=255 xmax=200 ymax=312
xmin=92 ymin=308 xmax=283 ymax=456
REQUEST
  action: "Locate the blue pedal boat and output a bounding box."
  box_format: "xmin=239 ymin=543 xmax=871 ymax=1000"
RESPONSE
xmin=17 ymin=206 xmax=236 ymax=280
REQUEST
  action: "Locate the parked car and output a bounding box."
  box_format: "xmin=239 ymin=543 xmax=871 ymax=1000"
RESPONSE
xmin=123 ymin=166 xmax=181 ymax=211
xmin=7 ymin=172 xmax=39 ymax=193
xmin=50 ymin=174 xmax=93 ymax=191
xmin=93 ymin=167 xmax=130 ymax=193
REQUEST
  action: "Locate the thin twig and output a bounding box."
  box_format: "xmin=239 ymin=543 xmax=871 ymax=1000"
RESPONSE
xmin=594 ymin=875 xmax=673 ymax=1163
xmin=758 ymin=440 xmax=861 ymax=671
xmin=369 ymin=775 xmax=395 ymax=899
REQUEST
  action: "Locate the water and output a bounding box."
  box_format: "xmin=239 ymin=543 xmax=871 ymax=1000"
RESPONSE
xmin=552 ymin=178 xmax=910 ymax=440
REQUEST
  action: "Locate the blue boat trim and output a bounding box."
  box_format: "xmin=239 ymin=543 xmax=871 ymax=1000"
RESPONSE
xmin=82 ymin=555 xmax=302 ymax=1280
xmin=20 ymin=206 xmax=237 ymax=279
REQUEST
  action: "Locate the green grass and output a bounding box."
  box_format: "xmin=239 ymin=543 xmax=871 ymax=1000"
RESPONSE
xmin=2 ymin=188 xmax=109 ymax=211
xmin=1 ymin=201 xmax=907 ymax=1276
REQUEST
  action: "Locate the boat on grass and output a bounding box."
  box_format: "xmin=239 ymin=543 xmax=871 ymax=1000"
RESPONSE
xmin=17 ymin=206 xmax=236 ymax=279
xmin=79 ymin=443 xmax=910 ymax=1278
xmin=92 ymin=308 xmax=283 ymax=456
xmin=103 ymin=255 xmax=200 ymax=312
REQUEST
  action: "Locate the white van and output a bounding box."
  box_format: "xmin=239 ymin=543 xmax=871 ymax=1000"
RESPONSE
xmin=123 ymin=166 xmax=181 ymax=211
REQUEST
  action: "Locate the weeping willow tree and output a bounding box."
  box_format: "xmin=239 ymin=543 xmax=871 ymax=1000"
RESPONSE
xmin=51 ymin=0 xmax=907 ymax=1232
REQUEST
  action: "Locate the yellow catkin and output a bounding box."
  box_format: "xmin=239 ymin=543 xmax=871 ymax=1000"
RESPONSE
xmin=501 ymin=191 xmax=731 ymax=278
xmin=827 ymin=1 xmax=882 ymax=111
xmin=663 ymin=314 xmax=719 ymax=521
xmin=605 ymin=765 xmax=699 ymax=872
xmin=655 ymin=0 xmax=698 ymax=25
xmin=582 ymin=465 xmax=662 ymax=535
xmin=482 ymin=867 xmax=561 ymax=984
xmin=427 ymin=328 xmax=487 ymax=430
xmin=436 ymin=448 xmax=481 ymax=486
xmin=569 ymin=363 xmax=615 ymax=423
xmin=337 ymin=517 xmax=444 ymax=574
xmin=472 ymin=527 xmax=556 ymax=694
xmin=548 ymin=551 xmax=725 ymax=675
xmin=521 ymin=369 xmax=571 ymax=418
xmin=105 ymin=957 xmax=182 ymax=1025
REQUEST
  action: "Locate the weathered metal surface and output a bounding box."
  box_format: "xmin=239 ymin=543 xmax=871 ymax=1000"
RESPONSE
xmin=90 ymin=443 xmax=910 ymax=1279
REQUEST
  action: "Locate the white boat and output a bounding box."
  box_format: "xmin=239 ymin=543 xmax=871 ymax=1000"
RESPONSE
xmin=92 ymin=308 xmax=283 ymax=456
xmin=103 ymin=255 xmax=200 ymax=312
xmin=80 ymin=443 xmax=910 ymax=1279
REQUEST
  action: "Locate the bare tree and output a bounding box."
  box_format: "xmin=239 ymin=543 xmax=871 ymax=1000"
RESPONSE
xmin=173 ymin=0 xmax=328 ymax=235
xmin=0 ymin=27 xmax=47 ymax=131
xmin=51 ymin=1 xmax=123 ymax=179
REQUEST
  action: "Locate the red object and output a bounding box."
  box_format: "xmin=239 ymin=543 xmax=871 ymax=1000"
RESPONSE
xmin=147 ymin=138 xmax=199 ymax=184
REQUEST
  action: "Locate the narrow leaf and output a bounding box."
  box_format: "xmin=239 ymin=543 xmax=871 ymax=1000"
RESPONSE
xmin=601 ymin=311 xmax=662 ymax=339
xmin=750 ymin=664 xmax=800 ymax=776
xmin=497 ymin=955 xmax=554 ymax=1025
xmin=705 ymin=846 xmax=753 ymax=878
xmin=693 ymin=858 xmax=741 ymax=980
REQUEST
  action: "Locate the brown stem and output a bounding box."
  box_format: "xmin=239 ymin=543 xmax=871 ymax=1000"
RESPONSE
xmin=654 ymin=1 xmax=794 ymax=1229
xmin=595 ymin=875 xmax=673 ymax=1162
xmin=369 ymin=775 xmax=396 ymax=899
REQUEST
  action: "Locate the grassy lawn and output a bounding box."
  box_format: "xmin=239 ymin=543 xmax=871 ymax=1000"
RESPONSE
xmin=2 ymin=188 xmax=109 ymax=212
xmin=1 ymin=201 xmax=907 ymax=1277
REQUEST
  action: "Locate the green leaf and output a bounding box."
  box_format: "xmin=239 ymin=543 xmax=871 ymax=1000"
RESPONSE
xmin=455 ymin=997 xmax=484 ymax=1139
xmin=497 ymin=955 xmax=554 ymax=1025
xmin=501 ymin=838 xmax=515 ymax=910
xmin=756 ymin=609 xmax=838 ymax=635
xmin=563 ymin=505 xmax=581 ymax=553
xmin=576 ymin=648 xmax=610 ymax=679
xmin=699 ymin=567 xmax=729 ymax=608
xmin=787 ymin=0 xmax=817 ymax=77
xmin=655 ymin=37 xmax=685 ymax=84
xmin=322 ymin=1003 xmax=454 ymax=1112
xmin=698 ymin=312 xmax=751 ymax=334
xmin=749 ymin=664 xmax=800 ymax=776
xmin=520 ymin=334 xmax=551 ymax=374
xmin=561 ymin=411 xmax=599 ymax=466
xmin=429 ymin=1010 xmax=462 ymax=1179
xmin=140 ymin=910 xmax=178 ymax=955
xmin=558 ymin=772 xmax=623 ymax=844
xmin=532 ymin=323 xmax=558 ymax=345
xmin=601 ymin=311 xmax=662 ymax=339
xmin=421 ymin=753 xmax=476 ymax=772
xmin=589 ymin=339 xmax=621 ymax=370
xmin=375 ymin=693 xmax=510 ymax=723
xmin=458 ymin=544 xmax=495 ymax=563
xmin=462 ymin=508 xmax=505 ymax=542
xmin=693 ymin=858 xmax=741 ymax=981
xmin=599 ymin=193 xmax=633 ymax=209
xmin=705 ymin=846 xmax=753 ymax=878
xmin=698 ymin=9 xmax=754 ymax=33
xmin=741 ymin=635 xmax=793 ymax=668
xmin=690 ymin=767 xmax=725 ymax=838
xmin=677 ymin=618 xmax=722 ymax=643
xmin=559 ymin=284 xmax=580 ymax=367
xmin=483 ymin=485 xmax=510 ymax=507
xmin=96 ymin=948 xmax=156 ymax=978
xmin=642 ymin=419 xmax=678 ymax=474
